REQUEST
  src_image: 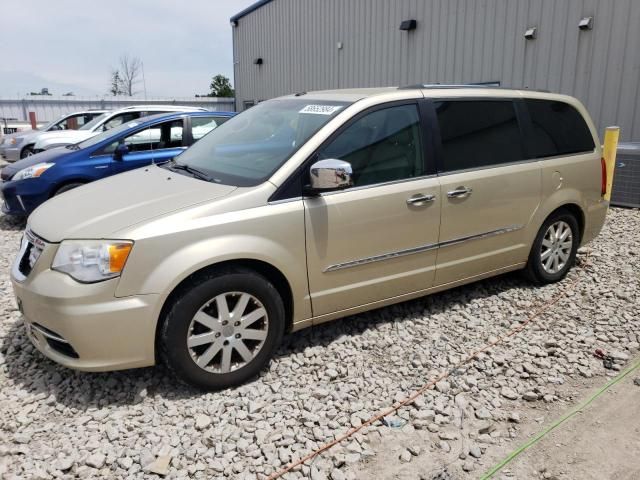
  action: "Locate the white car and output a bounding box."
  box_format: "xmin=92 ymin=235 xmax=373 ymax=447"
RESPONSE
xmin=0 ymin=110 xmax=107 ymax=161
xmin=33 ymin=105 xmax=208 ymax=152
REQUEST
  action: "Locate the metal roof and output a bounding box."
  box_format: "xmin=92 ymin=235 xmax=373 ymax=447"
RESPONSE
xmin=230 ymin=0 xmax=274 ymax=23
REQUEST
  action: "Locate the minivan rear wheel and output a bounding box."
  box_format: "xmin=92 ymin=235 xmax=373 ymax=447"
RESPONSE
xmin=525 ymin=209 xmax=579 ymax=284
xmin=160 ymin=268 xmax=285 ymax=390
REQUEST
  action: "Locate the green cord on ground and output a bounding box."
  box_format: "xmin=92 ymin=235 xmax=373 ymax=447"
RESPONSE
xmin=481 ymin=357 xmax=640 ymax=479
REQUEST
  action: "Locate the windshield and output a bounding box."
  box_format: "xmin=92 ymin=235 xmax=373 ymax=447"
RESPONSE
xmin=175 ymin=99 xmax=350 ymax=187
xmin=41 ymin=116 xmax=65 ymax=131
xmin=79 ymin=112 xmax=109 ymax=131
xmin=75 ymin=119 xmax=144 ymax=150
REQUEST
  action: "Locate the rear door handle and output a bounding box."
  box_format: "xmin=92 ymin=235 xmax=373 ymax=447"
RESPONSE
xmin=406 ymin=193 xmax=436 ymax=205
xmin=447 ymin=186 xmax=473 ymax=198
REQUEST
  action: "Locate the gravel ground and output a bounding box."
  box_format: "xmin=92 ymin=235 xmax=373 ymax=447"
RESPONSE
xmin=0 ymin=207 xmax=638 ymax=480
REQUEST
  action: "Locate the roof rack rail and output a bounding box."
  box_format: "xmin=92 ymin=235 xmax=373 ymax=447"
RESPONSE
xmin=399 ymin=83 xmax=551 ymax=93
xmin=399 ymin=82 xmax=501 ymax=90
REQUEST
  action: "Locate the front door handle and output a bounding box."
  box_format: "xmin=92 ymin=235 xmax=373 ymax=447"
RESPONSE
xmin=406 ymin=193 xmax=436 ymax=205
xmin=447 ymin=186 xmax=473 ymax=199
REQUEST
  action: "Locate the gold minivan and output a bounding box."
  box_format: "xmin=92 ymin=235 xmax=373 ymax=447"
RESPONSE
xmin=11 ymin=86 xmax=608 ymax=389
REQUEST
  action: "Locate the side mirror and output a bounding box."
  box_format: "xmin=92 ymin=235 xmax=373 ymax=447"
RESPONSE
xmin=113 ymin=142 xmax=129 ymax=160
xmin=308 ymin=159 xmax=353 ymax=193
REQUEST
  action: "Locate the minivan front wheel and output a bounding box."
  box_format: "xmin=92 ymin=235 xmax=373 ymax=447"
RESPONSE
xmin=525 ymin=210 xmax=579 ymax=284
xmin=160 ymin=268 xmax=285 ymax=389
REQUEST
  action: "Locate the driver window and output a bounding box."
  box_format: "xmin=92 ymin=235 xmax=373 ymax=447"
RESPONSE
xmin=103 ymin=120 xmax=183 ymax=154
xmin=318 ymin=104 xmax=424 ymax=188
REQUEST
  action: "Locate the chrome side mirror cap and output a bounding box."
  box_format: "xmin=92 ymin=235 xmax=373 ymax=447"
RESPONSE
xmin=309 ymin=159 xmax=353 ymax=192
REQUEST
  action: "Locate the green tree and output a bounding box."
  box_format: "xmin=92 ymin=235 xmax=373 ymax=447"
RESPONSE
xmin=109 ymin=69 xmax=122 ymax=96
xmin=209 ymin=75 xmax=235 ymax=97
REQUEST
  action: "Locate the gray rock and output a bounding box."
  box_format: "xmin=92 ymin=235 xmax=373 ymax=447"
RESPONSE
xmin=399 ymin=449 xmax=412 ymax=463
xmin=331 ymin=468 xmax=346 ymax=480
xmin=85 ymin=453 xmax=106 ymax=469
xmin=475 ymin=407 xmax=492 ymax=420
xmin=500 ymin=387 xmax=518 ymax=400
xmin=145 ymin=455 xmax=172 ymax=476
xmin=194 ymin=414 xmax=211 ymax=430
xmin=54 ymin=456 xmax=75 ymax=471
xmin=469 ymin=445 xmax=482 ymax=458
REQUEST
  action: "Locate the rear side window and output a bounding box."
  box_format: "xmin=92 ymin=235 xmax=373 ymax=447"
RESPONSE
xmin=191 ymin=116 xmax=229 ymax=141
xmin=435 ymin=100 xmax=525 ymax=173
xmin=524 ymin=100 xmax=595 ymax=158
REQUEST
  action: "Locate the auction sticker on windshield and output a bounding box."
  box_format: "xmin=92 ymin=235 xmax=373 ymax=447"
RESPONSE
xmin=299 ymin=105 xmax=343 ymax=115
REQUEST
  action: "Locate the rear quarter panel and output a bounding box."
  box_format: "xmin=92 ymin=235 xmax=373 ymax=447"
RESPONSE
xmin=527 ymin=95 xmax=607 ymax=247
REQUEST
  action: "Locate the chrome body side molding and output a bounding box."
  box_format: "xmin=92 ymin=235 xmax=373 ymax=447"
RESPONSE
xmin=324 ymin=224 xmax=523 ymax=272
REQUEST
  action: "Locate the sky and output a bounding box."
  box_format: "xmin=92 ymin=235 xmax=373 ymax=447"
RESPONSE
xmin=0 ymin=0 xmax=256 ymax=98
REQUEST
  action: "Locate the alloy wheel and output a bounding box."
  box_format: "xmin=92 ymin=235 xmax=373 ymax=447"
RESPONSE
xmin=186 ymin=292 xmax=269 ymax=373
xmin=540 ymin=220 xmax=573 ymax=274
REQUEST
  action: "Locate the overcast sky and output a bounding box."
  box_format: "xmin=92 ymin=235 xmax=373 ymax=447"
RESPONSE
xmin=0 ymin=0 xmax=256 ymax=98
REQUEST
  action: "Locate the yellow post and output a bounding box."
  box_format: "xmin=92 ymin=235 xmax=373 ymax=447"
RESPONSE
xmin=602 ymin=126 xmax=620 ymax=202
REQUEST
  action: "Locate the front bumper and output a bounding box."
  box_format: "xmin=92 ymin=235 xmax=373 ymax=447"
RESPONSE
xmin=0 ymin=146 xmax=21 ymax=162
xmin=0 ymin=178 xmax=52 ymax=216
xmin=11 ymin=235 xmax=163 ymax=371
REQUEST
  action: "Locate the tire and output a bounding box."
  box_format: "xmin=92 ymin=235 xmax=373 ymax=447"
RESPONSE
xmin=160 ymin=267 xmax=285 ymax=390
xmin=20 ymin=146 xmax=34 ymax=159
xmin=54 ymin=182 xmax=85 ymax=196
xmin=524 ymin=209 xmax=580 ymax=285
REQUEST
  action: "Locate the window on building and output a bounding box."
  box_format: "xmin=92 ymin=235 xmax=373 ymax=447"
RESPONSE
xmin=435 ymin=100 xmax=525 ymax=172
xmin=524 ymin=99 xmax=595 ymax=158
xmin=318 ymin=103 xmax=424 ymax=187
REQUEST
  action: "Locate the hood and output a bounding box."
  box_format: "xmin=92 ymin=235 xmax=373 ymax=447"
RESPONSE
xmin=28 ymin=165 xmax=237 ymax=242
xmin=1 ymin=147 xmax=71 ymax=180
xmin=34 ymin=130 xmax=94 ymax=149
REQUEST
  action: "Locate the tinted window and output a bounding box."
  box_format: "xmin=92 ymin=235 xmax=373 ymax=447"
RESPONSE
xmin=191 ymin=116 xmax=230 ymax=141
xmin=525 ymin=100 xmax=595 ymax=158
xmin=103 ymin=112 xmax=140 ymax=131
xmin=435 ymin=100 xmax=524 ymax=172
xmin=318 ymin=104 xmax=424 ymax=187
xmin=104 ymin=120 xmax=183 ymax=153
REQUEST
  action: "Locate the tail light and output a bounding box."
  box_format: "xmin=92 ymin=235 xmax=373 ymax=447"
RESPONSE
xmin=601 ymin=157 xmax=607 ymax=196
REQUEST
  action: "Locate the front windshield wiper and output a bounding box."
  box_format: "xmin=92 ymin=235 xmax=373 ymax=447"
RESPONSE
xmin=164 ymin=161 xmax=213 ymax=182
xmin=65 ymin=144 xmax=81 ymax=151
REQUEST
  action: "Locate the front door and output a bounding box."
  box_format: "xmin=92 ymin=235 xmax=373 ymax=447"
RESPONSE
xmin=304 ymin=102 xmax=441 ymax=318
xmin=112 ymin=119 xmax=187 ymax=174
xmin=431 ymin=99 xmax=542 ymax=285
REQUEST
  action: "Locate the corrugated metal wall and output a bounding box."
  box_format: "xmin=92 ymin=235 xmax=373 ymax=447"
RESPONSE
xmin=232 ymin=0 xmax=640 ymax=141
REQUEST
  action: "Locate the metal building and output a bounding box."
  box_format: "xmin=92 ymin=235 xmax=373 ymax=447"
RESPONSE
xmin=231 ymin=0 xmax=640 ymax=141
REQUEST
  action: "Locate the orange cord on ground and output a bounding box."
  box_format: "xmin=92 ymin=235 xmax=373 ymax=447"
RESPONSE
xmin=266 ymin=253 xmax=591 ymax=480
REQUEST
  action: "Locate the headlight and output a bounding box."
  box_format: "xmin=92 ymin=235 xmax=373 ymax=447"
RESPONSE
xmin=52 ymin=240 xmax=133 ymax=283
xmin=13 ymin=162 xmax=55 ymax=181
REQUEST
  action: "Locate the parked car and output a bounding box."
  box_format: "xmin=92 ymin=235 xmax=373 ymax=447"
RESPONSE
xmin=31 ymin=105 xmax=209 ymax=153
xmin=10 ymin=86 xmax=608 ymax=390
xmin=0 ymin=110 xmax=108 ymax=161
xmin=0 ymin=111 xmax=233 ymax=216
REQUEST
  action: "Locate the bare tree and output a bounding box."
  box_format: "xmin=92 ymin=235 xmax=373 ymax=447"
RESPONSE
xmin=115 ymin=55 xmax=142 ymax=96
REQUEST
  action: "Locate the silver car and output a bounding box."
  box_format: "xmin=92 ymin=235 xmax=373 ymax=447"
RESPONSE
xmin=0 ymin=110 xmax=108 ymax=162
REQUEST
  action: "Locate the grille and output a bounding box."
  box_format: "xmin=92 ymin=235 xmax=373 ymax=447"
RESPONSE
xmin=16 ymin=230 xmax=45 ymax=279
xmin=611 ymin=143 xmax=640 ymax=208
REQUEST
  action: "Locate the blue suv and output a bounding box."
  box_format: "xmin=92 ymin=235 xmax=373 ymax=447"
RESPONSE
xmin=0 ymin=111 xmax=234 ymax=216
